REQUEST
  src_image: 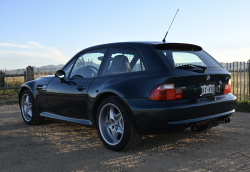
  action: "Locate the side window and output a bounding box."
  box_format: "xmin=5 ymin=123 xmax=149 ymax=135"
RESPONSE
xmin=63 ymin=59 xmax=76 ymax=77
xmin=70 ymin=49 xmax=107 ymax=78
xmin=102 ymin=48 xmax=146 ymax=75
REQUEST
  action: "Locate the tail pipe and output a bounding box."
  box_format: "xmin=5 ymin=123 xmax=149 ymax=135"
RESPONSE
xmin=191 ymin=124 xmax=199 ymax=131
xmin=213 ymin=117 xmax=230 ymax=125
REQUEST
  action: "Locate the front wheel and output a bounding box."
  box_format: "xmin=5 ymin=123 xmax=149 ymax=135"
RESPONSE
xmin=20 ymin=89 xmax=44 ymax=125
xmin=97 ymin=97 xmax=142 ymax=151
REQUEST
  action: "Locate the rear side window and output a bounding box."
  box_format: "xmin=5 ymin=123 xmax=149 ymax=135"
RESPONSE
xmin=161 ymin=50 xmax=222 ymax=68
xmin=101 ymin=48 xmax=146 ymax=75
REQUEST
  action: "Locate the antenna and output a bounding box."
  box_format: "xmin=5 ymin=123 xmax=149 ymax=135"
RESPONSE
xmin=162 ymin=9 xmax=179 ymax=43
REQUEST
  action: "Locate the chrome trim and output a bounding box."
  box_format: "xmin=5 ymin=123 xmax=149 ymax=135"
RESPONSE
xmin=168 ymin=109 xmax=235 ymax=124
xmin=36 ymin=85 xmax=47 ymax=91
xmin=40 ymin=112 xmax=92 ymax=125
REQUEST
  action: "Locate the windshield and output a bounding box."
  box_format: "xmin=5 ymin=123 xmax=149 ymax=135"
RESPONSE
xmin=161 ymin=50 xmax=222 ymax=68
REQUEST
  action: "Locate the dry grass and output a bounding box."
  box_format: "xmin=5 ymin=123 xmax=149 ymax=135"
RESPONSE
xmin=1 ymin=72 xmax=250 ymax=110
xmin=0 ymin=74 xmax=52 ymax=105
xmin=0 ymin=78 xmax=24 ymax=105
xmin=231 ymin=72 xmax=249 ymax=100
xmin=0 ymin=89 xmax=19 ymax=105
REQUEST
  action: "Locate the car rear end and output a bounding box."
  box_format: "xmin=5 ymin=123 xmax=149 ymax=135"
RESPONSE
xmin=125 ymin=43 xmax=237 ymax=134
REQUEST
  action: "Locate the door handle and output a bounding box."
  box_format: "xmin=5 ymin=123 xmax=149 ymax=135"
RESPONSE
xmin=77 ymin=86 xmax=86 ymax=91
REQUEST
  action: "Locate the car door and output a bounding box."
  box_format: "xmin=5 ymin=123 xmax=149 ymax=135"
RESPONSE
xmin=46 ymin=48 xmax=107 ymax=119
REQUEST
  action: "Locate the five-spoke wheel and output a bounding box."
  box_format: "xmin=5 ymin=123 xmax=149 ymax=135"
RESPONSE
xmin=20 ymin=89 xmax=44 ymax=125
xmin=21 ymin=94 xmax=33 ymax=122
xmin=97 ymin=97 xmax=142 ymax=151
xmin=99 ymin=103 xmax=124 ymax=145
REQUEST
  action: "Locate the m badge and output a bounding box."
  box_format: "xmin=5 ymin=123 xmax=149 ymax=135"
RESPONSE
xmin=206 ymin=75 xmax=210 ymax=81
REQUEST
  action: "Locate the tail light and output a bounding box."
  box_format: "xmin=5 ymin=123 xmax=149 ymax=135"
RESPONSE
xmin=149 ymin=83 xmax=183 ymax=101
xmin=224 ymin=79 xmax=231 ymax=94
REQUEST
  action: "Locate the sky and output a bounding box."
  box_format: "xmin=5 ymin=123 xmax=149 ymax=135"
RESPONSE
xmin=0 ymin=0 xmax=250 ymax=69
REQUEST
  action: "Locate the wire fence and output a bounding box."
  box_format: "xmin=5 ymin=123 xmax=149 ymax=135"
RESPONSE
xmin=221 ymin=61 xmax=250 ymax=101
xmin=1 ymin=62 xmax=250 ymax=101
xmin=0 ymin=68 xmax=59 ymax=79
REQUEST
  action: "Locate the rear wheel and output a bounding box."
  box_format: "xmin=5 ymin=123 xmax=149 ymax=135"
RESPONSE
xmin=20 ymin=89 xmax=44 ymax=125
xmin=96 ymin=97 xmax=142 ymax=151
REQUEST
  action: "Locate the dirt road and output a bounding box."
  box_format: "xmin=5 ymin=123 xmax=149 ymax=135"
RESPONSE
xmin=1 ymin=105 xmax=250 ymax=172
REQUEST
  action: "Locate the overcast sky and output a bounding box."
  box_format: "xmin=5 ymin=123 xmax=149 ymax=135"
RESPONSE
xmin=1 ymin=0 xmax=250 ymax=69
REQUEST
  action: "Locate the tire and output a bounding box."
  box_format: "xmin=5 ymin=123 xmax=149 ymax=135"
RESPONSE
xmin=20 ymin=89 xmax=44 ymax=125
xmin=96 ymin=97 xmax=142 ymax=151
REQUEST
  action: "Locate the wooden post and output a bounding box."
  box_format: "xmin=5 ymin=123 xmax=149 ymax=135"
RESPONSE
xmin=0 ymin=71 xmax=5 ymax=89
xmin=24 ymin=71 xmax=27 ymax=82
xmin=26 ymin=66 xmax=34 ymax=81
xmin=249 ymin=60 xmax=250 ymax=99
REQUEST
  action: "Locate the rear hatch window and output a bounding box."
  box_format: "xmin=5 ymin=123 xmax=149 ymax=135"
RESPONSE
xmin=161 ymin=50 xmax=222 ymax=69
xmin=154 ymin=43 xmax=222 ymax=69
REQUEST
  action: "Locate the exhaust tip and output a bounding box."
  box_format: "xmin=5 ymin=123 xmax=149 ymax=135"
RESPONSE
xmin=227 ymin=117 xmax=230 ymax=123
xmin=224 ymin=118 xmax=228 ymax=123
xmin=191 ymin=124 xmax=199 ymax=131
xmin=213 ymin=117 xmax=231 ymax=125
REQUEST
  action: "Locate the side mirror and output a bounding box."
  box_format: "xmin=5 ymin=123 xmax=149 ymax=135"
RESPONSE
xmin=55 ymin=70 xmax=65 ymax=79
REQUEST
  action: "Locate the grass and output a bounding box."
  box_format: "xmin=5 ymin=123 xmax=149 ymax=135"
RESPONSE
xmin=0 ymin=77 xmax=24 ymax=105
xmin=0 ymin=89 xmax=19 ymax=105
xmin=0 ymin=74 xmax=53 ymax=105
xmin=236 ymin=99 xmax=250 ymax=113
xmin=0 ymin=73 xmax=250 ymax=113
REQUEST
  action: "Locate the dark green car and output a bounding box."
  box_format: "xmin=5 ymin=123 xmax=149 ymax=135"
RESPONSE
xmin=19 ymin=41 xmax=237 ymax=151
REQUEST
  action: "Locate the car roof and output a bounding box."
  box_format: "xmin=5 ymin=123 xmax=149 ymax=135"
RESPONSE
xmin=65 ymin=41 xmax=202 ymax=72
xmin=84 ymin=41 xmax=172 ymax=49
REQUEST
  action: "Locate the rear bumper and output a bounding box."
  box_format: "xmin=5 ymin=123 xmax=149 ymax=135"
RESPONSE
xmin=123 ymin=93 xmax=237 ymax=134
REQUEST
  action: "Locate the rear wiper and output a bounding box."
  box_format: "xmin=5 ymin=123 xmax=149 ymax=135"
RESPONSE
xmin=192 ymin=64 xmax=207 ymax=72
xmin=175 ymin=65 xmax=195 ymax=69
xmin=176 ymin=64 xmax=207 ymax=72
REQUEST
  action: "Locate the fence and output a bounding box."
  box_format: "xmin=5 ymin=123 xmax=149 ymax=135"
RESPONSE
xmin=221 ymin=61 xmax=249 ymax=101
xmin=0 ymin=71 xmax=27 ymax=90
xmin=0 ymin=66 xmax=59 ymax=90
xmin=1 ymin=63 xmax=250 ymax=100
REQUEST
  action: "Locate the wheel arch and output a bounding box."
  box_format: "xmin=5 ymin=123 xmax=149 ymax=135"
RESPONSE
xmin=92 ymin=92 xmax=137 ymax=129
xmin=19 ymin=86 xmax=35 ymax=107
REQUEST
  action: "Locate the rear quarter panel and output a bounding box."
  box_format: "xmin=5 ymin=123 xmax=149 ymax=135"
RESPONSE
xmin=88 ymin=70 xmax=175 ymax=123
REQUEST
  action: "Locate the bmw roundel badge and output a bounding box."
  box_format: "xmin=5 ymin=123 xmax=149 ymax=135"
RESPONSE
xmin=206 ymin=75 xmax=210 ymax=81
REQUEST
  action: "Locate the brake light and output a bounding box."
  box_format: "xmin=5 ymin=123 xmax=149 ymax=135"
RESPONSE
xmin=149 ymin=83 xmax=183 ymax=101
xmin=224 ymin=79 xmax=231 ymax=94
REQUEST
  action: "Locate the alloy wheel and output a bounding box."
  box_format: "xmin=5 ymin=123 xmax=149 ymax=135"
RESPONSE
xmin=98 ymin=103 xmax=124 ymax=146
xmin=21 ymin=94 xmax=33 ymax=122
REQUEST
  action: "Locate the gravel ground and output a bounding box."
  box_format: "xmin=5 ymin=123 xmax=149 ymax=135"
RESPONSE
xmin=1 ymin=105 xmax=250 ymax=172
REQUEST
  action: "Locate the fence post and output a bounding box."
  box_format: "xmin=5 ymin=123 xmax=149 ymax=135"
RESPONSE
xmin=237 ymin=62 xmax=238 ymax=100
xmin=26 ymin=66 xmax=34 ymax=81
xmin=240 ymin=62 xmax=242 ymax=100
xmin=247 ymin=61 xmax=249 ymax=98
xmin=24 ymin=71 xmax=27 ymax=82
xmin=233 ymin=62 xmax=234 ymax=95
xmin=0 ymin=71 xmax=5 ymax=90
xmin=244 ymin=61 xmax=245 ymax=101
xmin=249 ymin=60 xmax=250 ymax=99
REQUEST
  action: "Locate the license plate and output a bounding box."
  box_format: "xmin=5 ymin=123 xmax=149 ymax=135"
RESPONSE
xmin=200 ymin=84 xmax=215 ymax=96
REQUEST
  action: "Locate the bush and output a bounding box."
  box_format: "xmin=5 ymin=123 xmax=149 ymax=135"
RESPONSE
xmin=0 ymin=89 xmax=19 ymax=105
xmin=236 ymin=99 xmax=250 ymax=112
